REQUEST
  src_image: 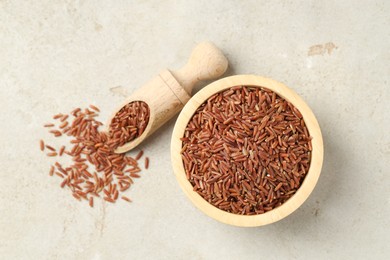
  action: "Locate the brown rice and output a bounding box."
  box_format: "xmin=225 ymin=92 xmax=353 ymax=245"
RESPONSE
xmin=108 ymin=101 xmax=150 ymax=151
xmin=40 ymin=104 xmax=151 ymax=206
xmin=181 ymin=86 xmax=312 ymax=215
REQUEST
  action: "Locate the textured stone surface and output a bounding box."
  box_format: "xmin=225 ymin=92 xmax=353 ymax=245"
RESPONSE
xmin=0 ymin=1 xmax=389 ymax=259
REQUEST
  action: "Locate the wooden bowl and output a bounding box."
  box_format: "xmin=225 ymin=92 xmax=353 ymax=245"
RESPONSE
xmin=171 ymin=75 xmax=324 ymax=227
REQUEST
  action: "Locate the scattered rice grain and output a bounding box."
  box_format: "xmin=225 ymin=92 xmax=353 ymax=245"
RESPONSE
xmin=135 ymin=150 xmax=144 ymax=160
xmin=40 ymin=140 xmax=44 ymax=151
xmin=122 ymin=196 xmax=132 ymax=202
xmin=145 ymin=157 xmax=149 ymax=169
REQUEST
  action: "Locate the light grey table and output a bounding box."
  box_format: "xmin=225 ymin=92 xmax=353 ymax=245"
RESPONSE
xmin=0 ymin=1 xmax=389 ymax=259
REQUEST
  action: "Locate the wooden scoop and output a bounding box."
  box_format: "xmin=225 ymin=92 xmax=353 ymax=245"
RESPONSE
xmin=109 ymin=42 xmax=228 ymax=153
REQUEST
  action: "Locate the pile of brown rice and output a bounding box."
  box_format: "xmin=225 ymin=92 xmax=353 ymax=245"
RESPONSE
xmin=107 ymin=101 xmax=150 ymax=150
xmin=181 ymin=86 xmax=312 ymax=215
xmin=40 ymin=102 xmax=150 ymax=207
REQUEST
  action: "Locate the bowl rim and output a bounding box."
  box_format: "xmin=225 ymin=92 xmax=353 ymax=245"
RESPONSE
xmin=171 ymin=75 xmax=324 ymax=227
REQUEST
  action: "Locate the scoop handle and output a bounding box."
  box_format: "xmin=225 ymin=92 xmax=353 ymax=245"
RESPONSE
xmin=171 ymin=42 xmax=228 ymax=94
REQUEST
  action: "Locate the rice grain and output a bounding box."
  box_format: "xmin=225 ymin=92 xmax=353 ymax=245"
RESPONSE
xmin=40 ymin=140 xmax=45 ymax=151
xmin=145 ymin=157 xmax=149 ymax=169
